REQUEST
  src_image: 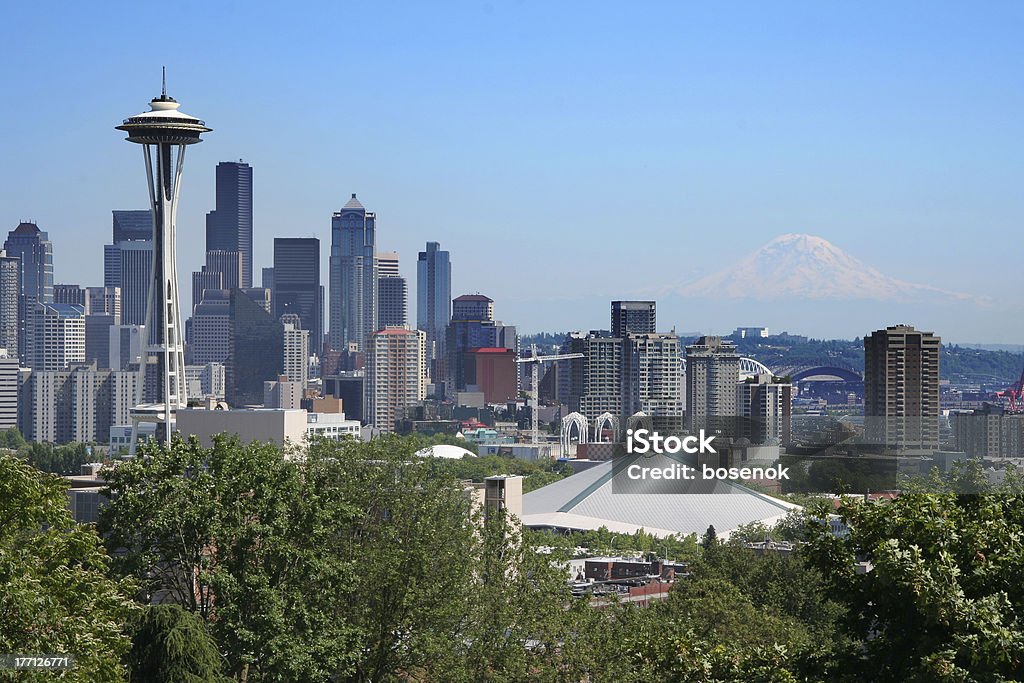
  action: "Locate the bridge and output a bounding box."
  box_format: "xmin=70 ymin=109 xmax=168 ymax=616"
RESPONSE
xmin=778 ymin=365 xmax=863 ymax=383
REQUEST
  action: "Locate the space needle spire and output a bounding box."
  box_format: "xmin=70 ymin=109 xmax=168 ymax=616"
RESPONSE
xmin=116 ymin=74 xmax=211 ymax=451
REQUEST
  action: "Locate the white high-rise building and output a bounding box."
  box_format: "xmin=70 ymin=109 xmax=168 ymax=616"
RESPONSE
xmin=281 ymin=316 xmax=309 ymax=387
xmin=736 ymin=374 xmax=793 ymax=445
xmin=0 ymin=350 xmax=18 ymax=429
xmin=624 ymin=333 xmax=684 ymax=430
xmin=26 ymin=367 xmax=138 ymax=444
xmin=0 ymin=252 xmax=20 ymax=359
xmin=26 ymin=302 xmax=85 ymax=372
xmin=365 ymin=327 xmax=426 ymax=431
xmin=185 ymin=363 xmax=226 ymax=400
xmin=109 ymin=324 xmax=145 ymax=371
xmin=685 ymin=336 xmax=741 ymax=435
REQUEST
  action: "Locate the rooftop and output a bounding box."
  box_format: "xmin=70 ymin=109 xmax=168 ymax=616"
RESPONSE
xmin=342 ymin=193 xmax=365 ymax=210
xmin=523 ymin=452 xmax=800 ymax=539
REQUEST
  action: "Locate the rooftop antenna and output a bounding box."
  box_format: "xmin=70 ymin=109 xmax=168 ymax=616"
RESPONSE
xmin=161 ymin=66 xmax=167 ymax=98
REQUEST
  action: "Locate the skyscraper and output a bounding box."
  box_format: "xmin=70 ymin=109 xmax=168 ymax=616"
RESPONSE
xmin=229 ymin=288 xmax=284 ymax=406
xmin=365 ymin=327 xmax=426 ymax=431
xmin=623 ymin=332 xmax=684 ymax=431
xmin=188 ymin=290 xmax=231 ymax=365
xmin=330 ymin=194 xmax=376 ymax=352
xmin=105 ymin=213 xmax=153 ymax=326
xmin=25 ymin=302 xmax=85 ymax=371
xmin=376 ymin=252 xmax=399 ymax=278
xmin=23 ymin=366 xmax=137 ymax=444
xmin=611 ymin=301 xmax=656 ymax=339
xmin=112 ymin=210 xmax=152 ymax=243
xmin=864 ymin=324 xmax=941 ymax=451
xmin=109 ymin=324 xmax=145 ymax=371
xmin=54 ymin=284 xmax=86 ymax=307
xmin=281 ymin=314 xmax=309 ymax=387
xmin=0 ymin=253 xmax=20 ymax=358
xmin=417 ymin=242 xmax=451 ymax=369
xmin=116 ymin=78 xmax=211 ymax=446
xmin=5 ymin=222 xmax=53 ymax=363
xmin=685 ymin=336 xmax=741 ymax=435
xmin=84 ymin=286 xmax=121 ymax=369
xmin=273 ymin=238 xmax=322 ymax=355
xmin=377 ymin=276 xmax=408 ymax=328
xmin=191 ymin=249 xmax=243 ymax=311
xmin=5 ymin=222 xmax=54 ymax=306
xmin=0 ymin=350 xmax=18 ymax=430
xmin=205 ymin=161 xmax=253 ymax=288
xmin=736 ymin=374 xmax=793 ymax=445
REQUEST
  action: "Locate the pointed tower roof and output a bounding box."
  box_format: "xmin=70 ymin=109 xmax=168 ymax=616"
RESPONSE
xmin=343 ymin=193 xmax=365 ymax=210
xmin=13 ymin=222 xmax=41 ymax=235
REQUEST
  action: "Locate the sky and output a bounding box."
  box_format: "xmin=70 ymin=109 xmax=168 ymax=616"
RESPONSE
xmin=2 ymin=1 xmax=1023 ymax=342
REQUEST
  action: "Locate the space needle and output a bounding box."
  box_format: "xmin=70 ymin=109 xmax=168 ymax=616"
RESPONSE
xmin=116 ymin=71 xmax=211 ymax=451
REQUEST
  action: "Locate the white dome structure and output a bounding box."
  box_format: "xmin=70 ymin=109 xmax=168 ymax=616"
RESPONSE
xmin=414 ymin=444 xmax=477 ymax=459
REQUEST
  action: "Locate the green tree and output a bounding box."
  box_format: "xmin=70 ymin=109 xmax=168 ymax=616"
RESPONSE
xmin=701 ymin=524 xmax=717 ymax=550
xmin=101 ymin=435 xmax=361 ymax=682
xmin=126 ymin=604 xmax=228 ymax=682
xmin=0 ymin=453 xmax=137 ymax=682
xmin=803 ymin=462 xmax=1024 ymax=681
xmin=0 ymin=427 xmax=26 ymax=450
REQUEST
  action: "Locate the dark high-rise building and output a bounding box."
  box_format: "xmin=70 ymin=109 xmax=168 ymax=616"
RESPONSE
xmin=191 ymin=249 xmax=243 ymax=311
xmin=417 ymin=241 xmax=451 ymax=369
xmin=228 ymin=288 xmax=284 ymax=406
xmin=452 ymin=294 xmax=493 ymax=322
xmin=191 ymin=268 xmax=223 ymax=311
xmin=377 ymin=276 xmax=408 ymax=328
xmin=105 ymin=212 xmax=153 ymax=326
xmin=330 ymin=194 xmax=376 ymax=351
xmin=261 ymin=267 xmax=274 ymax=290
xmin=112 ymin=210 xmax=151 ymax=243
xmin=444 ymin=294 xmax=516 ymax=395
xmin=5 ymin=222 xmax=54 ymax=364
xmin=611 ymin=301 xmax=656 ymax=339
xmin=205 ymin=161 xmax=253 ymax=288
xmin=5 ymin=223 xmax=54 ymax=306
xmin=273 ymin=238 xmax=322 ymax=356
xmin=864 ymin=324 xmax=941 ymax=451
xmin=0 ymin=253 xmax=19 ymax=358
xmin=54 ymin=284 xmax=86 ymax=307
xmin=84 ymin=286 xmax=121 ymax=369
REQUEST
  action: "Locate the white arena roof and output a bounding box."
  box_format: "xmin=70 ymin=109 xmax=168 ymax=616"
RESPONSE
xmin=414 ymin=444 xmax=477 ymax=459
xmin=523 ymin=452 xmax=799 ymax=539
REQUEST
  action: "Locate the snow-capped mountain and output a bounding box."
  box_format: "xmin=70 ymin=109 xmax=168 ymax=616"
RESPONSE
xmin=672 ymin=233 xmax=981 ymax=304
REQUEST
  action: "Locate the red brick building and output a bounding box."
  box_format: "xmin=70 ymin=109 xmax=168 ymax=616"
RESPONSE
xmin=464 ymin=347 xmax=517 ymax=403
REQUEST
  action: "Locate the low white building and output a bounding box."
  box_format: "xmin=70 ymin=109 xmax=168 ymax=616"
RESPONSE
xmin=176 ymin=408 xmax=308 ymax=454
xmin=306 ymin=411 xmax=360 ymax=441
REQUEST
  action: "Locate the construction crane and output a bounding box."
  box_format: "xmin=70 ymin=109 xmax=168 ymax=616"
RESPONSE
xmin=515 ymin=344 xmax=583 ymax=444
xmin=995 ymin=364 xmax=1024 ymax=413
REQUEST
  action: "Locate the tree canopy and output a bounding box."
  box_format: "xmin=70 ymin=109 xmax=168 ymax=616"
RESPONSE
xmin=2 ymin=435 xmax=1022 ymax=681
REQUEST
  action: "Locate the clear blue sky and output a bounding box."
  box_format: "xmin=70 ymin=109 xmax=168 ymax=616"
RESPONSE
xmin=3 ymin=1 xmax=1022 ymax=341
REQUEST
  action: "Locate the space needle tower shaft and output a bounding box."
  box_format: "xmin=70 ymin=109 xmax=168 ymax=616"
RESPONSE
xmin=116 ymin=71 xmax=211 ymax=450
